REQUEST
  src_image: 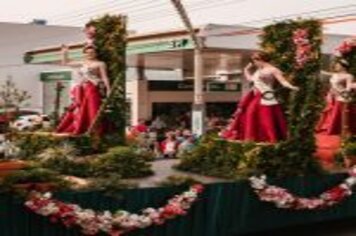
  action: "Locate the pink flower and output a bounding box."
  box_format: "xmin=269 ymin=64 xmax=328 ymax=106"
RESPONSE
xmin=161 ymin=203 xmax=186 ymax=218
xmin=292 ymin=28 xmax=314 ymax=68
xmin=192 ymin=184 xmax=204 ymax=193
xmin=336 ymin=41 xmax=352 ymax=54
xmin=296 ymin=198 xmax=324 ymax=210
xmin=293 ymin=29 xmax=308 ymax=39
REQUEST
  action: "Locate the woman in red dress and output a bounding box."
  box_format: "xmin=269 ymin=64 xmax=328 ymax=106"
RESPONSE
xmin=56 ymin=45 xmax=110 ymax=135
xmin=316 ymin=60 xmax=355 ymax=135
xmin=221 ymin=52 xmax=299 ymax=143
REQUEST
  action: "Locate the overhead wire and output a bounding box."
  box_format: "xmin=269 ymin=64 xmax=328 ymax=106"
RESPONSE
xmin=49 ymin=0 xmax=157 ymax=21
xmin=148 ymin=3 xmax=355 ymax=25
xmin=0 ymin=2 xmax=354 ymax=53
xmin=51 ymin=0 xmax=248 ymax=26
xmin=236 ymin=4 xmax=356 ymax=26
xmin=0 ymin=13 xmax=354 ymax=68
xmin=205 ymin=14 xmax=356 ymax=37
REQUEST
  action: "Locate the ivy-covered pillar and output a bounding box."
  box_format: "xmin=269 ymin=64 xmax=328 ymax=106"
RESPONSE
xmin=87 ymin=15 xmax=127 ymax=144
xmin=256 ymin=20 xmax=324 ymax=176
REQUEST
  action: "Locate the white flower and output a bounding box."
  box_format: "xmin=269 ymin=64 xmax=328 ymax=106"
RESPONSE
xmin=339 ymin=183 xmax=351 ymax=191
xmin=115 ymin=210 xmax=129 ymax=218
xmin=249 ymin=176 xmax=267 ymax=190
xmin=96 ymin=212 xmax=113 ymax=232
xmin=182 ymin=191 xmax=197 ymax=199
xmin=137 ymin=215 xmax=152 ymax=228
xmin=43 ymin=192 xmax=52 ymax=199
xmin=345 ymin=177 xmax=356 ymax=187
xmin=142 ymin=208 xmax=156 ymax=214
xmin=39 ymin=203 xmax=59 ymax=216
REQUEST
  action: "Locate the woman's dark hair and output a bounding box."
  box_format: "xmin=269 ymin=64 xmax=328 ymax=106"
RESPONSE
xmin=83 ymin=45 xmax=96 ymax=53
xmin=251 ymin=51 xmax=271 ymax=62
xmin=84 ymin=22 xmax=95 ymax=28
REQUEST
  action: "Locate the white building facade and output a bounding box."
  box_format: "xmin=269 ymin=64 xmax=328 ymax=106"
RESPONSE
xmin=17 ymin=23 xmax=352 ymax=125
xmin=0 ymin=22 xmax=84 ymax=112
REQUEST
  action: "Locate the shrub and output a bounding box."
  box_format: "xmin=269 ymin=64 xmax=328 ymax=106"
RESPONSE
xmin=12 ymin=133 xmax=104 ymax=159
xmin=177 ymin=136 xmax=257 ymax=179
xmin=91 ymin=146 xmax=153 ymax=178
xmin=343 ymin=142 xmax=356 ymax=156
xmin=177 ymin=136 xmax=323 ymax=179
xmin=1 ymin=168 xmax=66 ymax=186
xmin=37 ymin=144 xmax=91 ymax=178
xmin=87 ymin=174 xmax=137 ymax=196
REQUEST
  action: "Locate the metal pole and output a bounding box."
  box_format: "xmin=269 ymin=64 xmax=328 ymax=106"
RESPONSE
xmin=170 ymin=0 xmax=205 ymax=135
xmin=194 ymin=48 xmax=203 ymax=105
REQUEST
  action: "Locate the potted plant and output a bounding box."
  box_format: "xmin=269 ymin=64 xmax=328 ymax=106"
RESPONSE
xmin=0 ymin=160 xmax=27 ymax=178
xmin=0 ymin=134 xmax=26 ymax=177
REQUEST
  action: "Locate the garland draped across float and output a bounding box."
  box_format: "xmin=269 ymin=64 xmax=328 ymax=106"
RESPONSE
xmin=25 ymin=184 xmax=204 ymax=236
xmin=249 ymin=166 xmax=356 ymax=210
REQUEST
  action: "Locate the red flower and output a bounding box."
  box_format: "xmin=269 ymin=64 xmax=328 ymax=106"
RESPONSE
xmin=192 ymin=184 xmax=204 ymax=193
xmin=323 ymin=186 xmax=349 ymax=203
xmin=293 ymin=29 xmax=308 ymax=38
xmin=161 ymin=204 xmax=186 ymax=218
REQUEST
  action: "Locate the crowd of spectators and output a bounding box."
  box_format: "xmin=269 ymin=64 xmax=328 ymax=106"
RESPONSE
xmin=128 ymin=114 xmax=229 ymax=159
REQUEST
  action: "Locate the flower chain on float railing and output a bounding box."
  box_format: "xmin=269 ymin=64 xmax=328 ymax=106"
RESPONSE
xmin=25 ymin=184 xmax=204 ymax=236
xmin=292 ymin=28 xmax=312 ymax=69
xmin=249 ymin=166 xmax=356 ymax=210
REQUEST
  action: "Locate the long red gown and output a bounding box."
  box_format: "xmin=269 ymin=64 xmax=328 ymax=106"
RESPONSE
xmin=316 ymin=73 xmax=356 ymax=135
xmin=221 ymin=70 xmax=287 ymax=143
xmin=56 ymin=65 xmax=102 ymax=135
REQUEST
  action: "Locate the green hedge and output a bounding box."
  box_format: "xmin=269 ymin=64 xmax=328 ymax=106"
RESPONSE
xmin=12 ymin=132 xmax=102 ymax=158
xmin=177 ymin=136 xmax=323 ymax=179
xmin=91 ymin=146 xmax=153 ymax=178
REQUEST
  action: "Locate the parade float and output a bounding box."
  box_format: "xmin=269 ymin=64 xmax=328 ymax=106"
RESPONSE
xmin=0 ymin=15 xmax=355 ymax=236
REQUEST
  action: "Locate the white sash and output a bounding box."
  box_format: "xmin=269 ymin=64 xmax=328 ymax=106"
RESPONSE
xmin=252 ymin=70 xmax=279 ymax=106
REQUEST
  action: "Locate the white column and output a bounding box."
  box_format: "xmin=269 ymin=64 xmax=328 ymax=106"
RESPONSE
xmin=130 ymin=79 xmax=150 ymax=125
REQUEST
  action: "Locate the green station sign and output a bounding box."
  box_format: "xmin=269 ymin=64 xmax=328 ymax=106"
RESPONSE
xmin=40 ymin=71 xmax=72 ymax=81
xmin=28 ymin=38 xmax=194 ymax=64
xmin=127 ymin=38 xmax=193 ymax=54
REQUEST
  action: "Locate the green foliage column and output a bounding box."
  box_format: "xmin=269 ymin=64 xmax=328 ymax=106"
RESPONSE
xmin=261 ymin=20 xmax=323 ymax=155
xmin=88 ymin=15 xmax=127 ymax=144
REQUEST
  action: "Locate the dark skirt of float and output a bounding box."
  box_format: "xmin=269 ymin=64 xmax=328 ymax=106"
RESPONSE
xmin=56 ymin=81 xmax=102 ymax=135
xmin=316 ymin=99 xmax=356 ymax=135
xmin=221 ymin=90 xmax=287 ymax=143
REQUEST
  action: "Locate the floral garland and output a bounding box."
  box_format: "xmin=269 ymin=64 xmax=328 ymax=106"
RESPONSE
xmin=25 ymin=184 xmax=204 ymax=235
xmin=249 ymin=167 xmax=356 ymax=210
xmin=292 ymin=28 xmax=312 ymax=68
